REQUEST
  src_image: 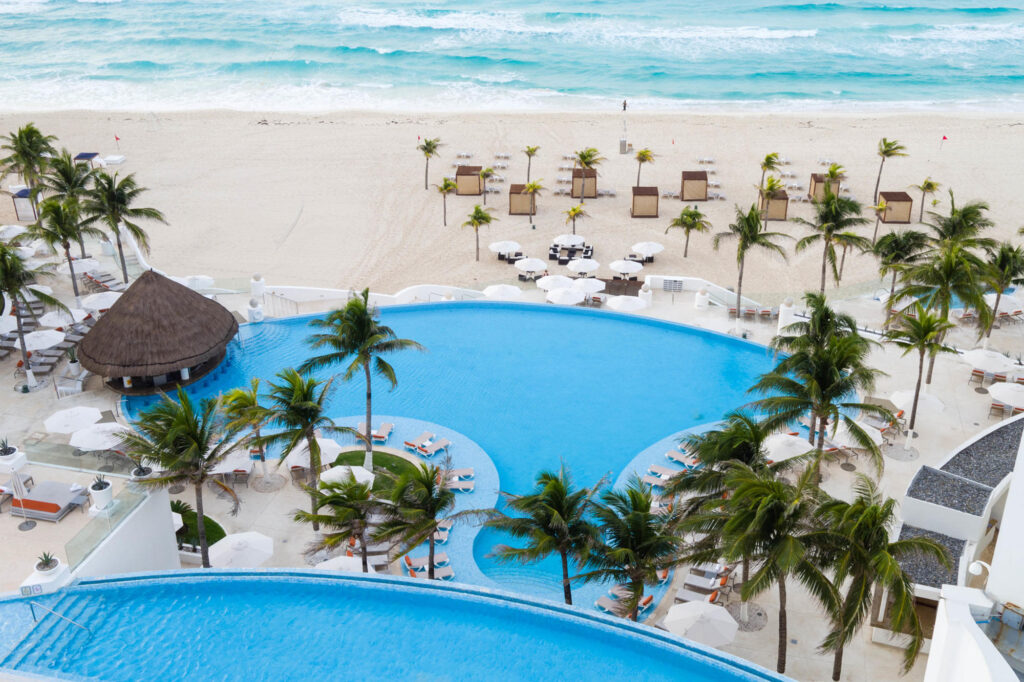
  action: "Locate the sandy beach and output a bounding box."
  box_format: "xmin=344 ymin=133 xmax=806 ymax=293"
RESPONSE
xmin=2 ymin=110 xmax=1022 ymax=300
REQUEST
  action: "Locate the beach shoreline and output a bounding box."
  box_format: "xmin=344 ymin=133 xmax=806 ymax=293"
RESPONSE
xmin=2 ymin=108 xmax=1022 ymax=299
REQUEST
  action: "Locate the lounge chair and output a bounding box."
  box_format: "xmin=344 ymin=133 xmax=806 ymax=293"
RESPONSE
xmin=596 ymin=595 xmax=653 ymax=616
xmin=9 ymin=481 xmax=88 ymax=522
xmin=446 ymin=468 xmax=474 ymax=479
xmin=404 ymin=432 xmax=435 ymax=452
xmin=675 ymin=588 xmax=720 ymax=604
xmin=684 ymin=573 xmax=729 ymax=593
xmin=692 ymin=562 xmax=731 ymax=577
xmin=408 ymin=565 xmax=454 ymax=580
xmin=418 ymin=438 xmax=451 ymax=457
xmin=448 ymin=478 xmax=475 ymax=493
xmin=231 ymin=470 xmax=249 ymax=488
xmin=657 ymin=569 xmax=670 ymax=584
xmin=372 ymin=423 xmax=393 ymax=443
xmin=990 ymin=402 xmax=1007 ymax=418
xmin=405 ymin=553 xmax=450 ymax=571
xmin=641 ymin=474 xmax=666 ymax=489
xmin=666 ymin=450 xmax=699 ymax=468
xmin=648 ymin=464 xmax=681 ymax=478
xmin=289 ymin=465 xmax=309 ymax=486
xmin=433 ymin=528 xmax=449 ymax=544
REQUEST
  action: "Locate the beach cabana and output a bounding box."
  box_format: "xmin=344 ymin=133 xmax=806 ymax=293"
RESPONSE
xmin=631 ymin=186 xmax=659 ymax=218
xmin=808 ymin=173 xmax=841 ymax=202
xmin=11 ymin=189 xmax=35 ymax=221
xmin=758 ymin=188 xmax=789 ymax=221
xmin=456 ymin=166 xmax=483 ymax=196
xmin=571 ymin=168 xmax=597 ymax=199
xmin=879 ymin=191 xmax=913 ymax=224
xmin=508 ymin=184 xmax=536 ymax=216
xmin=78 ymin=270 xmax=239 ymax=394
xmin=680 ymin=171 xmax=708 ymax=201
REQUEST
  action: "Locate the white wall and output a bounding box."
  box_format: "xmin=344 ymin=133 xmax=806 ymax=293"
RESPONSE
xmin=901 ymin=494 xmax=988 ymax=542
xmin=72 ymin=488 xmax=180 ymax=578
xmin=925 ymin=587 xmax=1016 ymax=682
xmin=986 ymin=434 xmax=1024 ymax=605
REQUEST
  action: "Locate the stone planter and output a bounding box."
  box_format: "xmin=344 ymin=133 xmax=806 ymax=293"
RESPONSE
xmin=34 ymin=558 xmax=62 ymax=577
xmin=90 ymin=481 xmax=114 ymax=510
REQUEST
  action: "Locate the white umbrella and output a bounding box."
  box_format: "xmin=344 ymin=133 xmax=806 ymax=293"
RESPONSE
xmin=9 ymin=469 xmax=34 ymax=530
xmin=82 ymin=291 xmax=122 ymax=310
xmin=552 ymin=234 xmax=585 ymax=248
xmin=70 ymin=422 xmax=131 ymax=450
xmin=0 ymin=225 xmax=27 ymax=241
xmin=514 ymin=258 xmax=547 ymax=274
xmin=23 ymin=284 xmax=52 ymax=298
xmin=764 ymin=434 xmax=813 ymax=463
xmin=38 ymin=308 xmax=88 ymax=328
xmin=488 ymin=240 xmax=521 ymax=255
xmin=572 ymin=278 xmax=605 ymax=294
xmin=283 ymin=437 xmax=344 ymax=469
xmin=631 ymin=241 xmax=664 ymax=258
xmin=482 ymin=284 xmax=522 ymax=301
xmin=58 ymin=258 xmax=100 ymax=274
xmin=890 ymin=390 xmax=944 ymax=414
xmin=209 ymin=532 xmax=274 ymax=568
xmin=567 ymin=258 xmax=599 ymax=275
xmin=45 ymin=406 xmax=103 ymax=434
xmin=171 ymin=512 xmax=185 ymax=531
xmin=15 ymin=246 xmax=34 ymax=260
xmin=316 ymin=555 xmax=364 ymax=572
xmin=321 ymin=465 xmax=375 ymax=487
xmin=546 ymin=288 xmax=586 ymax=306
xmin=990 ymin=383 xmax=1024 ymax=409
xmin=187 ymin=275 xmax=215 ymax=290
xmin=0 ymin=315 xmax=17 ymax=335
xmin=829 ymin=420 xmax=883 ymax=449
xmin=984 ymin=292 xmax=1024 ymax=311
xmin=961 ymin=348 xmax=1017 ymax=374
xmin=609 ymin=259 xmax=644 ymax=276
xmin=606 ymin=295 xmax=648 ymax=312
xmin=21 ymin=330 xmax=65 ymax=351
xmin=536 ymin=275 xmax=575 ymax=291
xmin=663 ymin=602 xmax=739 ymax=648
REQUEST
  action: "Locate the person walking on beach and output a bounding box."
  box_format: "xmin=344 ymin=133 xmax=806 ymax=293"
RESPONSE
xmin=622 ymin=99 xmax=627 ymax=112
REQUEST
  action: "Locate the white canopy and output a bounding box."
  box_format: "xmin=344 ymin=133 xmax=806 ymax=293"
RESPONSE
xmin=985 ymin=292 xmax=1023 ymax=312
xmin=567 ymin=258 xmax=599 ymax=274
xmin=631 ymin=241 xmax=665 ymax=257
xmin=315 ymin=555 xmax=364 ymax=572
xmin=211 ymin=449 xmax=256 ymax=476
xmin=58 ymin=258 xmax=100 ymax=274
xmin=546 ymin=288 xmax=586 ymax=306
xmin=552 ymin=234 xmax=585 ymax=248
xmin=21 ymin=330 xmax=65 ymax=351
xmin=209 ymin=532 xmax=274 ymax=568
xmin=606 ymin=295 xmax=648 ymax=312
xmin=0 ymin=225 xmax=27 ymax=241
xmin=990 ymin=383 xmax=1024 ymax=409
xmin=482 ymin=284 xmax=522 ymax=301
xmin=764 ymin=434 xmax=812 ymax=463
xmin=572 ymin=278 xmax=605 ymax=294
xmin=961 ymin=348 xmax=1017 ymax=374
xmin=829 ymin=420 xmax=883 ymax=449
xmin=488 ymin=240 xmax=521 ymax=255
xmin=69 ymin=422 xmax=131 ymax=451
xmin=321 ymin=465 xmax=375 ymax=487
xmin=38 ymin=308 xmax=88 ymax=328
xmin=81 ymin=291 xmax=122 ymax=310
xmin=514 ymin=258 xmax=547 ymax=274
xmin=45 ymin=406 xmax=102 ymax=434
xmin=282 ymin=437 xmax=344 ymax=469
xmin=536 ymin=275 xmax=575 ymax=291
xmin=891 ymin=390 xmax=944 ymax=414
xmin=663 ymin=602 xmax=739 ymax=648
xmin=609 ymin=260 xmax=644 ymax=276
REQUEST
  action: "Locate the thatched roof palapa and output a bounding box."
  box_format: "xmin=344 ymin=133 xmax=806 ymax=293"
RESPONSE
xmin=79 ymin=270 xmax=239 ymax=377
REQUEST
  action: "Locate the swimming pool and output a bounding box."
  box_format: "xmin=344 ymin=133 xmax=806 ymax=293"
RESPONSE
xmin=0 ymin=571 xmax=787 ymax=681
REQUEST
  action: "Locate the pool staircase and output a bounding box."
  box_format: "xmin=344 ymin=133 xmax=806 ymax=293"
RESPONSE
xmin=0 ymin=594 xmax=95 ymax=674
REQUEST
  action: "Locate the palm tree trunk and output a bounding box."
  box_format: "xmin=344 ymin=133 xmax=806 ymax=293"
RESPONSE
xmin=571 ymin=217 xmax=576 ymax=235
xmin=475 ymin=228 xmax=480 ymax=261
xmin=986 ymin=292 xmax=1002 ymax=338
xmin=306 ymin=436 xmax=320 ymax=532
xmin=872 ymin=215 xmax=881 ymax=244
xmin=64 ymin=246 xmax=80 ymax=297
xmin=820 ymin=242 xmax=829 ymax=294
xmin=482 ymin=180 xmax=487 ymax=205
xmin=885 ymin=271 xmax=897 ymax=327
xmin=735 ymin=258 xmax=745 ymax=332
xmin=362 ymin=362 xmax=373 ymax=470
xmin=925 ymin=306 xmax=947 ymax=384
xmin=195 ymin=481 xmax=210 ymax=568
xmin=560 ymin=550 xmax=572 ymax=605
xmin=630 ymin=579 xmax=641 ymax=621
xmin=526 ymin=157 xmax=532 ymax=184
xmin=684 ymin=232 xmax=691 ymax=258
xmin=832 ymin=642 xmax=845 ymax=681
xmin=838 ymin=245 xmax=848 ymax=282
xmin=807 ymin=414 xmax=816 ymax=445
xmin=636 ymin=163 xmax=642 ymax=187
xmin=919 ymin=191 xmax=926 ymax=222
xmin=442 ymin=194 xmax=447 ymax=226
xmin=256 ymin=426 xmax=267 ymax=478
xmin=360 ymin=528 xmax=369 ymax=573
xmin=14 ymin=305 xmax=31 ymax=376
xmin=910 ymin=348 xmax=925 ymax=431
xmin=114 ymin=232 xmax=129 ymax=283
xmin=427 ymin=534 xmax=435 ymax=580
xmin=424 ymin=158 xmax=429 ymax=190
xmin=740 ymin=558 xmax=751 ymax=622
xmin=777 ymin=575 xmax=788 ymax=674
xmin=873 ymin=159 xmax=885 ymax=204
xmin=77 ymin=234 xmax=87 ymax=259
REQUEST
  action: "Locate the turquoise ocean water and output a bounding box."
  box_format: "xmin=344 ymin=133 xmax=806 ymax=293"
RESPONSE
xmin=2 ymin=1 xmax=1023 ymax=111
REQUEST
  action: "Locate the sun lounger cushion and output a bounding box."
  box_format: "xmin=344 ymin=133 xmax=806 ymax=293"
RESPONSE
xmin=9 ymin=481 xmax=84 ymax=522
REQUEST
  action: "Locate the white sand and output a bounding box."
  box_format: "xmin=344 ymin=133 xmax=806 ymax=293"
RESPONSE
xmin=1 ymin=110 xmax=1021 ymax=299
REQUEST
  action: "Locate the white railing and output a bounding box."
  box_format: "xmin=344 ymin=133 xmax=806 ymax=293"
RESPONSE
xmin=643 ymin=275 xmax=760 ymax=308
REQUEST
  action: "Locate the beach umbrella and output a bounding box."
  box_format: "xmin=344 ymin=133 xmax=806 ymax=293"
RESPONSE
xmin=631 ymin=241 xmax=664 ymax=258
xmin=321 ymin=465 xmax=375 ymax=487
xmin=70 ymin=422 xmax=131 ymax=451
xmin=9 ymin=470 xmax=34 ymax=531
xmin=609 ymin=260 xmax=644 ymax=277
xmin=315 ymin=555 xmax=364 ymax=573
xmin=990 ymin=383 xmax=1024 ymax=409
xmin=829 ymin=420 xmax=883 ymax=449
xmin=546 ymin=288 xmax=586 ymax=306
xmin=890 ymin=390 xmax=943 ymax=414
xmin=552 ymin=234 xmax=585 ymax=248
xmin=482 ymin=284 xmax=522 ymax=301
xmin=21 ymin=330 xmax=64 ymax=351
xmin=15 ymin=246 xmax=34 ymax=261
xmin=45 ymin=406 xmax=103 ymax=434
xmin=961 ymin=348 xmax=1016 ymax=374
xmin=0 ymin=225 xmax=27 ymax=241
xmin=984 ymin=292 xmax=1024 ymax=311
xmin=514 ymin=258 xmax=547 ymax=274
xmin=572 ymin=278 xmax=605 ymax=295
xmin=567 ymin=258 xmax=599 ymax=275
xmin=82 ymin=291 xmax=122 ymax=310
xmin=488 ymin=240 xmax=521 ymax=255
xmin=58 ymin=258 xmax=100 ymax=274
xmin=0 ymin=315 xmax=17 ymax=335
xmin=284 ymin=437 xmax=344 ymax=469
xmin=606 ymin=295 xmax=648 ymax=312
xmin=764 ymin=434 xmax=813 ymax=463
xmin=38 ymin=308 xmax=88 ymax=328
xmin=23 ymin=284 xmax=52 ymax=297
xmin=536 ymin=275 xmax=575 ymax=291
xmin=663 ymin=602 xmax=739 ymax=648
xmin=209 ymin=532 xmax=274 ymax=568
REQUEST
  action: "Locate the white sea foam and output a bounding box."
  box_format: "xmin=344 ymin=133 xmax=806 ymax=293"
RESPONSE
xmin=893 ymin=22 xmax=1024 ymax=42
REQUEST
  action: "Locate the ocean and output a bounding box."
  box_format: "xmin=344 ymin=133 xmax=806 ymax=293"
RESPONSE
xmin=2 ymin=0 xmax=1024 ymax=111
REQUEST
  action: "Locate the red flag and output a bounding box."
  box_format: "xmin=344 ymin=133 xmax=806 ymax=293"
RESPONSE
xmin=417 ymin=135 xmax=420 ymax=140
xmin=115 ymin=135 xmax=120 ymax=141
xmin=942 ymin=135 xmax=948 ymax=140
xmin=671 ymin=139 xmax=675 ymax=144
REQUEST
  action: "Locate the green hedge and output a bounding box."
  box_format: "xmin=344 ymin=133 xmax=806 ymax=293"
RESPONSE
xmin=176 ymin=509 xmax=226 ymax=549
xmin=332 ymin=450 xmax=417 ymax=491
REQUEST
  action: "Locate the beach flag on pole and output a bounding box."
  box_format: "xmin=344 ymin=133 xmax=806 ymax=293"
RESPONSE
xmin=940 ymin=134 xmax=947 ymax=150
xmin=115 ymin=135 xmax=120 ymax=151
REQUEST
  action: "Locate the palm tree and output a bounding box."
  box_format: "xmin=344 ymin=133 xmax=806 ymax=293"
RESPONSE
xmin=572 ymin=147 xmax=605 ymax=204
xmin=884 ymin=304 xmax=955 ymax=431
xmin=523 ymin=145 xmax=539 ymax=183
xmin=38 ymin=149 xmax=96 ymax=258
xmin=770 ymin=291 xmax=861 ymax=360
xmin=874 ymin=229 xmax=929 ymax=327
xmin=873 ymin=138 xmax=907 ymax=203
xmin=417 ymin=137 xmax=440 ymax=190
xmin=823 ymin=162 xmax=845 ymax=189
xmin=815 ymin=476 xmax=950 ymax=679
xmin=83 ymin=171 xmax=166 ymax=283
xmin=223 ymin=378 xmax=271 ymax=479
xmin=485 ymin=465 xmax=602 ymax=605
xmin=925 ymin=191 xmax=995 ymax=251
xmin=759 ymin=152 xmax=780 ymax=190
xmin=123 ymin=387 xmax=242 ymax=568
xmin=634 ymin=147 xmax=654 ymax=186
xmin=479 ymin=167 xmax=494 ymax=205
xmin=564 ymin=204 xmax=587 ymax=236
xmin=665 ymin=206 xmax=710 ymax=258
xmin=299 ymin=288 xmax=424 ymax=469
xmin=910 ymin=177 xmax=940 ymax=223
xmin=869 ymin=199 xmax=887 ymax=244
xmin=0 ymin=123 xmax=57 ymax=202
xmin=794 ymin=190 xmax=870 ymax=293
xmin=521 ymin=180 xmax=544 ymax=220
xmin=576 ymin=478 xmax=685 ymax=621
xmin=375 ymin=462 xmax=456 ymax=579
xmin=28 ymin=198 xmax=105 ymax=299
xmin=0 ymin=244 xmax=65 ymax=380
xmin=258 ymin=369 xmax=353 ymax=531
xmin=295 ymin=473 xmax=383 ymax=573
xmin=982 ymin=243 xmax=1024 ymax=338
xmin=712 ymin=204 xmax=789 ymax=329
xmin=434 ymin=178 xmax=456 ymax=226
xmin=461 ymin=205 xmax=496 ymax=261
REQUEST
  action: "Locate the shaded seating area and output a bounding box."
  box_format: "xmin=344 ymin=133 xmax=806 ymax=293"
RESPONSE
xmin=549 ymin=242 xmax=594 ymax=265
xmin=8 ymin=480 xmax=88 ymax=522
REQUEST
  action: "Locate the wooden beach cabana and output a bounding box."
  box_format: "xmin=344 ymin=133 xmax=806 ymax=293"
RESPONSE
xmin=680 ymin=171 xmax=708 ymax=202
xmin=759 ymin=188 xmax=789 ymax=221
xmin=631 ymin=186 xmax=659 ymax=218
xmin=808 ymin=173 xmax=841 ymax=202
xmin=456 ymin=166 xmax=483 ymax=196
xmin=879 ymin=191 xmax=913 ymax=224
xmin=78 ymin=271 xmax=239 ymax=394
xmin=508 ymin=184 xmax=536 ymax=216
xmin=571 ymin=168 xmax=597 ymax=199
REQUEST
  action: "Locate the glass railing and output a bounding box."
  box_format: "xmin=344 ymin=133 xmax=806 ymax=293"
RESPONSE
xmin=21 ymin=437 xmax=137 ymax=478
xmin=65 ymin=484 xmax=146 ymax=571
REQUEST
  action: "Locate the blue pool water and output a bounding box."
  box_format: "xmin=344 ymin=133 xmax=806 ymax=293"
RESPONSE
xmin=3 ymin=1 xmax=1024 ymax=111
xmin=0 ymin=572 xmax=787 ymax=680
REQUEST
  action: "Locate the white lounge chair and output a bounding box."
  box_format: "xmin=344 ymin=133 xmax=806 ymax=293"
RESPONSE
xmin=648 ymin=464 xmax=681 ymax=478
xmin=404 ymin=553 xmax=449 ymax=571
xmin=408 ymin=565 xmax=454 ymax=580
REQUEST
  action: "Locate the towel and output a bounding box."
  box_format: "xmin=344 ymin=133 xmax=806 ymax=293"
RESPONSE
xmin=69 ymin=483 xmax=84 ymax=493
